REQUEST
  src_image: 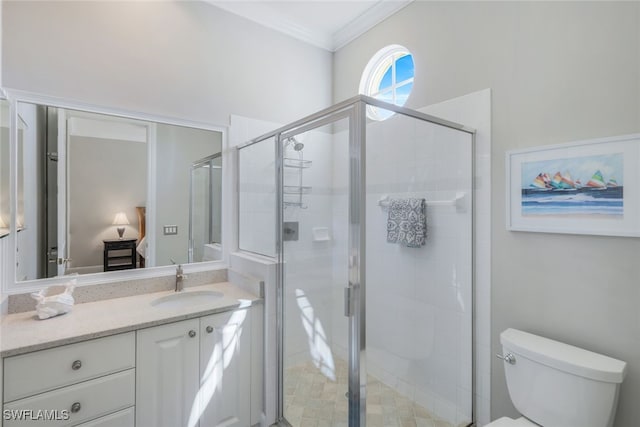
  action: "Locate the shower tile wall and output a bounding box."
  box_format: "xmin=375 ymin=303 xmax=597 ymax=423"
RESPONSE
xmin=331 ymin=114 xmax=473 ymax=426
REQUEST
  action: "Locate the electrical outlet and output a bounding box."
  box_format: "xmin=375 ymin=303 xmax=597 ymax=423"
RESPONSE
xmin=163 ymin=225 xmax=178 ymax=235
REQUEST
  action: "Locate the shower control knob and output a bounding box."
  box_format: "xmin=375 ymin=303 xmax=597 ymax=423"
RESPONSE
xmin=496 ymin=353 xmax=516 ymax=365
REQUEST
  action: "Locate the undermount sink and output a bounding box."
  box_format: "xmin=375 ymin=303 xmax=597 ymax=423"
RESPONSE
xmin=151 ymin=290 xmax=224 ymax=308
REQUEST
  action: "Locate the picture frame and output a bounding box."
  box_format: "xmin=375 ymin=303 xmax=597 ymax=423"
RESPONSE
xmin=506 ymin=133 xmax=640 ymax=237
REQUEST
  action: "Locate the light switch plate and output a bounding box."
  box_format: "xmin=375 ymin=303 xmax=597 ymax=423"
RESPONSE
xmin=163 ymin=225 xmax=178 ymax=235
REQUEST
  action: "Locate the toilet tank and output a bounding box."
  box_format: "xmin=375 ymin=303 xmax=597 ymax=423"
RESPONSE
xmin=501 ymin=329 xmax=627 ymax=427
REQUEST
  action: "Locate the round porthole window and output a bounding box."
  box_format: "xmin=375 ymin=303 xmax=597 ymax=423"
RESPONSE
xmin=359 ymin=44 xmax=415 ymax=121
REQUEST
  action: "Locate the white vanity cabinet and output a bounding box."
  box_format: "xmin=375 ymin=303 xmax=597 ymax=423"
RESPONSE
xmin=135 ymin=318 xmax=200 ymax=427
xmin=198 ymin=310 xmax=251 ymax=427
xmin=136 ymin=308 xmax=253 ymax=427
xmin=1 ymin=333 xmax=136 ymax=427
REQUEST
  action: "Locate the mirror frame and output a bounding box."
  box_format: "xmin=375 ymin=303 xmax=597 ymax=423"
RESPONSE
xmin=0 ymin=91 xmax=9 ymax=240
xmin=2 ymin=89 xmax=230 ymax=295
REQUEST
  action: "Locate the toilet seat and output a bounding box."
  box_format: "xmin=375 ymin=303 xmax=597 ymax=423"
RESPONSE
xmin=485 ymin=416 xmax=540 ymax=427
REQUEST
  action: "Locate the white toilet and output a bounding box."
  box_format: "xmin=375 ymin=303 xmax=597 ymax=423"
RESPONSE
xmin=488 ymin=328 xmax=627 ymax=427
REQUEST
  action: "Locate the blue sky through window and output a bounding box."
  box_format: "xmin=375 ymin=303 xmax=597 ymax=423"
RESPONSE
xmin=395 ymin=54 xmax=414 ymax=83
xmin=396 ymin=82 xmax=413 ymax=105
xmin=361 ymin=46 xmax=415 ymax=120
xmin=380 ymin=66 xmax=393 ymax=91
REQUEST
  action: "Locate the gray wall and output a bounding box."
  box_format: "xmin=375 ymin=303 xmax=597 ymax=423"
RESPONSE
xmin=68 ymin=136 xmax=147 ymax=271
xmin=333 ymin=2 xmax=640 ymax=425
xmin=2 ymin=0 xmax=332 ymax=126
xmin=155 ymin=124 xmax=221 ymax=266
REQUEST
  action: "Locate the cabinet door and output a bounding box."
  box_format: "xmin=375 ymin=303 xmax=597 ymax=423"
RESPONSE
xmin=136 ymin=319 xmax=200 ymax=427
xmin=198 ymin=309 xmax=251 ymax=427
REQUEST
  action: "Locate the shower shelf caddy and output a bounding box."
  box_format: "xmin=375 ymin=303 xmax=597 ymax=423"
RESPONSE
xmin=283 ymin=157 xmax=312 ymax=208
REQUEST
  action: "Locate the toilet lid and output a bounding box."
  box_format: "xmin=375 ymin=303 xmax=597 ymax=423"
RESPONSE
xmin=485 ymin=417 xmax=540 ymax=427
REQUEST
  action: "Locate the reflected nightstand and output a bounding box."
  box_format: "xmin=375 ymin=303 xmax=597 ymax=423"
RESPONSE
xmin=103 ymin=238 xmax=137 ymax=271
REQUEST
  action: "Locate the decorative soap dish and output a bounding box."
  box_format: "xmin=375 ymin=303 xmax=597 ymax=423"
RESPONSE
xmin=31 ymin=280 xmax=76 ymax=320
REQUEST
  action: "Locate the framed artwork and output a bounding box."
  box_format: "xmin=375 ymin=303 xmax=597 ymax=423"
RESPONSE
xmin=506 ymin=134 xmax=640 ymax=237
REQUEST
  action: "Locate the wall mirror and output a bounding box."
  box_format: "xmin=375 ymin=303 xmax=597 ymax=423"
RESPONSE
xmin=14 ymin=101 xmax=223 ymax=282
xmin=0 ymin=98 xmax=9 ymax=237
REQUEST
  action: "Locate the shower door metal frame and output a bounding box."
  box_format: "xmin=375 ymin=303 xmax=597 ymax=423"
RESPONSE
xmin=276 ymin=105 xmax=363 ymax=426
xmin=236 ymin=94 xmax=476 ymax=427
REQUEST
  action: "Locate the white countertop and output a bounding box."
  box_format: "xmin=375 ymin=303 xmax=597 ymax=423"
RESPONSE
xmin=0 ymin=282 xmax=261 ymax=357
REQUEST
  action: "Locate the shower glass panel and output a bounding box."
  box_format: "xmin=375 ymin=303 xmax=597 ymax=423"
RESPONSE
xmin=280 ymin=114 xmax=353 ymax=427
xmin=238 ymin=137 xmax=276 ymax=257
xmin=365 ymin=108 xmax=473 ymax=427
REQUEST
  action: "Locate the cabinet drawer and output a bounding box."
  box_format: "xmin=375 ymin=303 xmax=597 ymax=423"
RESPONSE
xmin=73 ymin=407 xmax=134 ymax=427
xmin=104 ymin=241 xmax=135 ymax=251
xmin=3 ymin=369 xmax=135 ymax=427
xmin=4 ymin=332 xmax=135 ymax=402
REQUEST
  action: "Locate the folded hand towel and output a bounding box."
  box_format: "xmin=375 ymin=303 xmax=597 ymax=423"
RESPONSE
xmin=31 ymin=280 xmax=76 ymax=320
xmin=386 ymin=198 xmax=427 ymax=248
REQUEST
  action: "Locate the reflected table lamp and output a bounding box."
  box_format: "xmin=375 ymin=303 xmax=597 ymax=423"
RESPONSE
xmin=112 ymin=212 xmax=130 ymax=239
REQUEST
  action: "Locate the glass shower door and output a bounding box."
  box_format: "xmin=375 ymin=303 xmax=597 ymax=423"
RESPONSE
xmin=279 ymin=109 xmax=361 ymax=427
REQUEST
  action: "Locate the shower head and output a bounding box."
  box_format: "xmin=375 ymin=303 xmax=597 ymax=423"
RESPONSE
xmin=285 ymin=136 xmax=304 ymax=151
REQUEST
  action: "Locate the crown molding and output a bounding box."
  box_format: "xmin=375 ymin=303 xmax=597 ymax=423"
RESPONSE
xmin=209 ymin=0 xmax=414 ymax=52
xmin=211 ymin=1 xmax=334 ymax=51
xmin=332 ymin=0 xmax=413 ymax=51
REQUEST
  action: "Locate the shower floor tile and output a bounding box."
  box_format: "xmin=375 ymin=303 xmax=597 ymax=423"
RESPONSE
xmin=284 ymin=359 xmax=465 ymax=427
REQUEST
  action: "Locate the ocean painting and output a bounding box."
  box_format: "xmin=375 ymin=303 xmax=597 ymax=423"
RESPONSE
xmin=521 ymin=153 xmax=623 ymax=217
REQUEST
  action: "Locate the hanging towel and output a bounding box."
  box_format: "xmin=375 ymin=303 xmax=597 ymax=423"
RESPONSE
xmin=386 ymin=198 xmax=427 ymax=248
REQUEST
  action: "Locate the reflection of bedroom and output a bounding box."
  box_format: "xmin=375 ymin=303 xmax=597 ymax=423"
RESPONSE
xmin=14 ymin=104 xmax=222 ymax=281
xmin=67 ymin=126 xmax=147 ymax=275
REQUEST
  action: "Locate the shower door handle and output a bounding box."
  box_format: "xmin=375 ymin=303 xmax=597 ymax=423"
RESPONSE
xmin=344 ymin=286 xmax=354 ymax=317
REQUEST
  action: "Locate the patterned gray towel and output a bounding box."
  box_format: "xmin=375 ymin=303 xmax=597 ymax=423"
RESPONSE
xmin=386 ymin=198 xmax=427 ymax=248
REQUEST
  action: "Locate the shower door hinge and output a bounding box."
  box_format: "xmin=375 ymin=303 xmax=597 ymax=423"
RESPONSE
xmin=344 ymin=286 xmax=354 ymax=317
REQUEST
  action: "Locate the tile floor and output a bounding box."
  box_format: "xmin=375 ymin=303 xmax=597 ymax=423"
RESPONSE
xmin=284 ymin=358 xmax=466 ymax=427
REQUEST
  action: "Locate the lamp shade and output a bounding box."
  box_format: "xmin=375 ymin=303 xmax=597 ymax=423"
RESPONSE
xmin=112 ymin=212 xmax=130 ymax=226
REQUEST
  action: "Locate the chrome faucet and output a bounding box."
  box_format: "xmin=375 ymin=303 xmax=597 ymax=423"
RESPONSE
xmin=175 ymin=264 xmax=185 ymax=292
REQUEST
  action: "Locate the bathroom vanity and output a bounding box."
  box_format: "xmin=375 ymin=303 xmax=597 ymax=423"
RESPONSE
xmin=0 ymin=282 xmax=263 ymax=427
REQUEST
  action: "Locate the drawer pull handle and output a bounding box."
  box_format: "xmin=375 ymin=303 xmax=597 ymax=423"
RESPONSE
xmin=71 ymin=360 xmax=82 ymax=370
xmin=71 ymin=402 xmax=81 ymax=413
xmin=206 ymin=326 xmax=214 ymax=334
xmin=188 ymin=330 xmax=196 ymax=338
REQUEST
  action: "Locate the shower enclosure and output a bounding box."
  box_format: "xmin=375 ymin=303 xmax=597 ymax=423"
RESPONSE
xmin=238 ymin=95 xmax=475 ymax=427
xmin=189 ymin=153 xmax=222 ymax=263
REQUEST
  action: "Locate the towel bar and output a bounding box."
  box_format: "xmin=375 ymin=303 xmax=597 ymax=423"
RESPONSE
xmin=377 ymin=192 xmax=467 ymax=212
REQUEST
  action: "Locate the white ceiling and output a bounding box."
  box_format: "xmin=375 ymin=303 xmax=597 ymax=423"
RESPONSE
xmin=208 ymin=0 xmax=413 ymax=52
